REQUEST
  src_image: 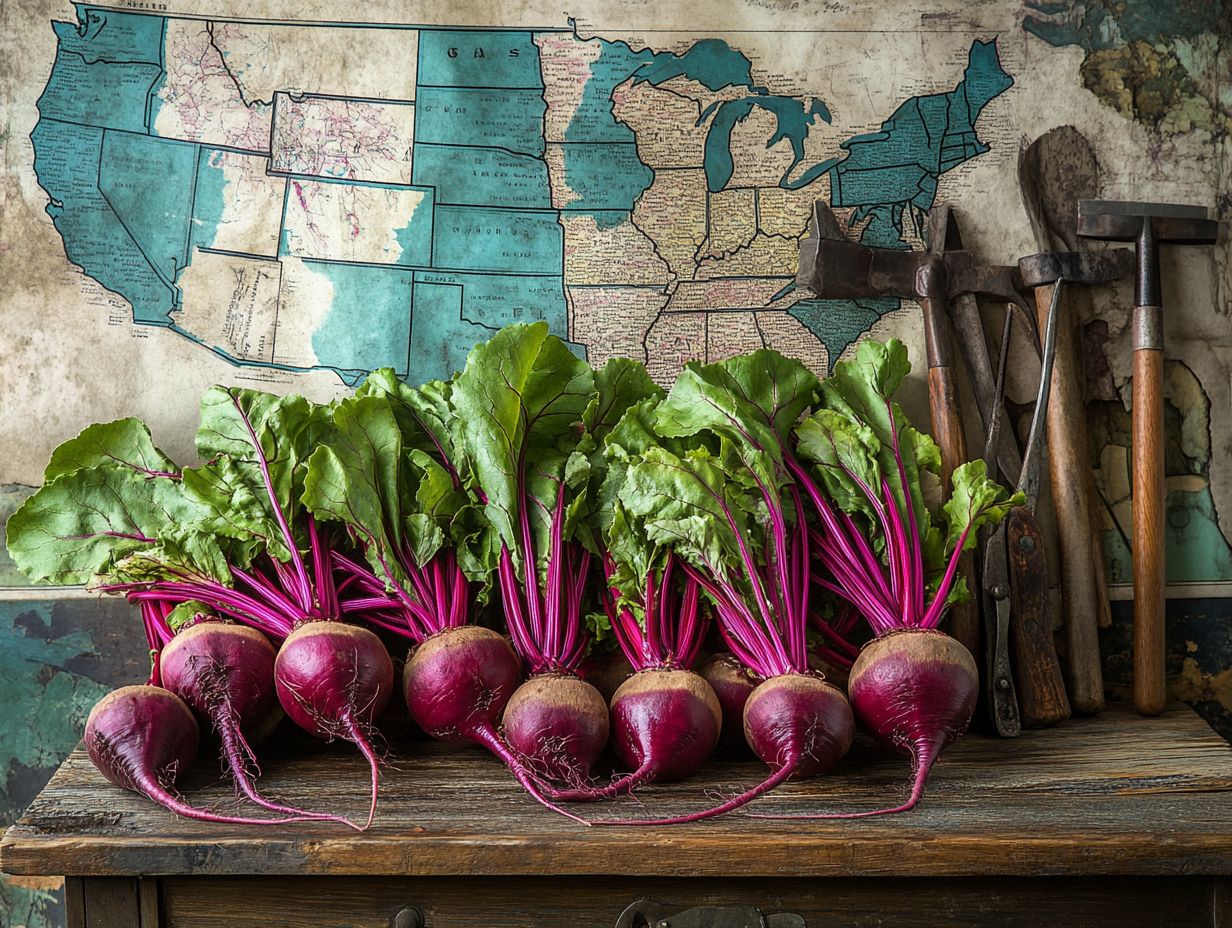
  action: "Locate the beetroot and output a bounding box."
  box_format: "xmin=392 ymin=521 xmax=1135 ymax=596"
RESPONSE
xmin=160 ymin=620 xmax=355 ymax=826
xmin=402 ymin=626 xmax=589 ymax=824
xmin=274 ymin=621 xmax=394 ymax=829
xmin=844 ymin=629 xmax=977 ymax=814
xmin=85 ymin=685 xmax=316 ymax=825
xmin=502 ymin=673 xmax=611 ymax=785
xmin=700 ymin=653 xmax=760 ymax=755
xmin=608 ymin=669 xmax=720 ymax=782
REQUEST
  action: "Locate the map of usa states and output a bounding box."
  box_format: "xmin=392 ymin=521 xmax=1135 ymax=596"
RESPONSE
xmin=33 ymin=5 xmax=1013 ymax=384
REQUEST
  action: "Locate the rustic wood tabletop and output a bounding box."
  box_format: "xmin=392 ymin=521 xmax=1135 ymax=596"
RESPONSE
xmin=4 ymin=703 xmax=1231 ymax=883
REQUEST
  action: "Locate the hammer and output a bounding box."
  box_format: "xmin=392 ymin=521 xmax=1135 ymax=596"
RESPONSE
xmin=1016 ymin=249 xmax=1133 ymax=718
xmin=1077 ymin=201 xmax=1220 ymax=717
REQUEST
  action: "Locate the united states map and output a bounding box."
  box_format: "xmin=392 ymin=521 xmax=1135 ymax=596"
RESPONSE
xmin=32 ymin=5 xmax=1013 ymax=385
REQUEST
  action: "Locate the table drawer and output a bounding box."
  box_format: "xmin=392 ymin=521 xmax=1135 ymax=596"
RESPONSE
xmin=145 ymin=875 xmax=1228 ymax=927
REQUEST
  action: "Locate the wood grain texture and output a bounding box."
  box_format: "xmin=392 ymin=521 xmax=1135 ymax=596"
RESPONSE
xmin=1133 ymin=346 xmax=1167 ymax=717
xmin=2 ymin=706 xmax=1230 ymax=880
xmin=1035 ymin=284 xmax=1106 ymax=714
xmin=1007 ymin=507 xmax=1071 ymax=726
xmin=927 ymin=364 xmax=979 ymax=658
xmin=158 ymin=875 xmax=1225 ymax=928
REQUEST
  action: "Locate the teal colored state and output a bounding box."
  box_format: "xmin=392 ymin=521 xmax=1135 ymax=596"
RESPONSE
xmin=563 ymin=39 xmax=654 ymax=142
xmin=59 ymin=6 xmax=164 ymax=62
xmin=412 ymin=144 xmax=550 ymax=209
xmin=38 ymin=8 xmax=164 ymax=132
xmin=189 ymin=148 xmax=229 ymax=253
xmin=417 ymin=31 xmax=543 ymax=88
xmin=431 ymin=205 xmax=562 ymax=274
xmin=561 ymin=39 xmax=659 ymax=227
xmin=98 ymin=132 xmax=196 ymax=312
xmin=309 ymin=262 xmax=414 ymax=380
xmin=557 ymin=144 xmax=651 ymax=216
xmin=701 ymin=95 xmax=832 ymax=192
xmin=825 ymin=39 xmax=1012 ymax=211
xmin=408 ymin=281 xmax=491 ymax=379
xmin=414 ymin=87 xmax=546 ymax=155
xmin=37 ymin=51 xmax=162 ymax=133
xmin=415 ymin=270 xmax=566 ymax=334
xmin=631 ymin=38 xmax=760 ymax=93
xmin=31 ymin=120 xmax=176 ymax=322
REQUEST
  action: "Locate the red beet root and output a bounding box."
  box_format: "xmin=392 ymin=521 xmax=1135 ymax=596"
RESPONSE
xmin=402 ymin=626 xmax=587 ymax=825
xmin=844 ymin=629 xmax=977 ymax=815
xmin=749 ymin=629 xmax=977 ymax=821
xmin=700 ymin=653 xmax=760 ymax=755
xmin=591 ymin=673 xmax=853 ymax=825
xmin=85 ymin=686 xmax=315 ymax=825
xmin=550 ymin=668 xmax=720 ymax=801
xmin=502 ymin=673 xmax=609 ymax=786
xmin=608 ymin=669 xmax=720 ymax=783
xmin=160 ymin=622 xmax=356 ymax=827
xmin=274 ymin=621 xmax=394 ymax=829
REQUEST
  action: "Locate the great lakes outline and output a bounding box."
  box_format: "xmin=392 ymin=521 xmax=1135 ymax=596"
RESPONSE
xmin=33 ymin=5 xmax=1013 ymax=384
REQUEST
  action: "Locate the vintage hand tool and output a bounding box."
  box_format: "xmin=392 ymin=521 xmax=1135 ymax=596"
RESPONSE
xmin=931 ymin=205 xmax=1026 ymax=488
xmin=797 ymin=203 xmax=1032 ymax=657
xmin=1078 ymin=200 xmax=1221 ymax=717
xmin=1016 ymin=248 xmax=1134 ymax=716
xmin=979 ymin=275 xmax=1073 ymax=734
xmin=1020 ymin=128 xmax=1115 ymax=642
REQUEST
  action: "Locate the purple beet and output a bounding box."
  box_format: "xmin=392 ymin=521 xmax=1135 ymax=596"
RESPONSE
xmin=548 ymin=668 xmax=720 ymax=801
xmin=274 ymin=620 xmax=394 ymax=829
xmin=749 ymin=628 xmax=977 ymax=821
xmin=843 ymin=628 xmax=977 ymax=815
xmin=501 ymin=673 xmax=610 ymax=786
xmin=590 ymin=672 xmax=853 ymax=826
xmin=402 ymin=626 xmax=587 ymax=824
xmin=700 ymin=653 xmax=760 ymax=755
xmin=607 ymin=669 xmax=720 ymax=782
xmin=160 ymin=621 xmax=356 ymax=827
xmin=85 ymin=685 xmax=316 ymax=825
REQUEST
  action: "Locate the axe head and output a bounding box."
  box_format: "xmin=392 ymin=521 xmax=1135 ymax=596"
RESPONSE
xmin=796 ymin=202 xmax=931 ymax=300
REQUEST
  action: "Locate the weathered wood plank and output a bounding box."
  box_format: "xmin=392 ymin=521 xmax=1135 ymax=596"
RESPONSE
xmin=81 ymin=877 xmax=141 ymax=928
xmin=3 ymin=705 xmax=1230 ymax=879
xmin=158 ymin=875 xmax=1223 ymax=928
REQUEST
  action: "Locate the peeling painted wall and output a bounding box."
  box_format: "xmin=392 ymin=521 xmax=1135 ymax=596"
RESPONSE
xmin=0 ymin=597 xmax=146 ymax=928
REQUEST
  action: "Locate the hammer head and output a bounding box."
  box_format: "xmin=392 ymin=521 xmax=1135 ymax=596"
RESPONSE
xmin=1077 ymin=200 xmax=1219 ymax=244
xmin=1017 ymin=249 xmax=1134 ymax=288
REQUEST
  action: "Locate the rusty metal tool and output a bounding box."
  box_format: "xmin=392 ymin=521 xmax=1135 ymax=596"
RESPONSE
xmin=980 ymin=270 xmax=1081 ymax=733
xmin=797 ymin=202 xmax=1032 ymax=658
xmin=1078 ymin=200 xmax=1221 ymax=717
xmin=932 ymin=206 xmax=1026 ymax=488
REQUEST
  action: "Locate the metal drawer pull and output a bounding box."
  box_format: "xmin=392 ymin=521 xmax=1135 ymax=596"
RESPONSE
xmin=616 ymin=898 xmax=805 ymax=928
xmin=392 ymin=906 xmax=424 ymax=927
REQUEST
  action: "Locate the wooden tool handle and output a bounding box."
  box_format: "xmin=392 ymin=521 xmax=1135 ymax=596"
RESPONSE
xmin=927 ymin=363 xmax=979 ymax=658
xmin=1034 ymin=284 xmax=1105 ymax=714
xmin=1007 ymin=507 xmax=1072 ymax=726
xmin=1133 ymin=342 xmax=1167 ymax=717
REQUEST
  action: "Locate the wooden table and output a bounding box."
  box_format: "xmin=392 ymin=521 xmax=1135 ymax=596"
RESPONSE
xmin=3 ymin=704 xmax=1231 ymax=927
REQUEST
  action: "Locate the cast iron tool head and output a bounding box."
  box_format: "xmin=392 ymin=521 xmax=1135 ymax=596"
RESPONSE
xmin=1077 ymin=200 xmax=1219 ymax=311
